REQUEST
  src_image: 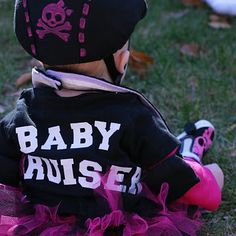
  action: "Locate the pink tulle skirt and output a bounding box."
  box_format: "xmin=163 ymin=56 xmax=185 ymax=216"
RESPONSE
xmin=0 ymin=184 xmax=202 ymax=236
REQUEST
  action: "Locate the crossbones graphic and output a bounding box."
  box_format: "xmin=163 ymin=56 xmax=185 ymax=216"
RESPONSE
xmin=36 ymin=0 xmax=73 ymax=42
xmin=36 ymin=18 xmax=72 ymax=42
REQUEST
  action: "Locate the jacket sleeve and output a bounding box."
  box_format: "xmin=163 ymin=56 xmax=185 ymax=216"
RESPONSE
xmin=121 ymin=110 xmax=199 ymax=202
xmin=0 ymin=112 xmax=22 ymax=187
xmin=122 ymin=110 xmax=181 ymax=169
xmin=142 ymin=154 xmax=200 ymax=202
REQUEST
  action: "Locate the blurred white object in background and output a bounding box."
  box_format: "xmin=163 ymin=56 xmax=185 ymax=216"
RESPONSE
xmin=204 ymin=0 xmax=236 ymax=15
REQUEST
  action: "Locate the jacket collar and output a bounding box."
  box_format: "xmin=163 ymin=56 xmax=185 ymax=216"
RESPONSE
xmin=31 ymin=68 xmax=168 ymax=130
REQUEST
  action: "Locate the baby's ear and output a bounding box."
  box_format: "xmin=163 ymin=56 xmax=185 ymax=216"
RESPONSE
xmin=31 ymin=59 xmax=43 ymax=68
xmin=115 ymin=50 xmax=130 ymax=74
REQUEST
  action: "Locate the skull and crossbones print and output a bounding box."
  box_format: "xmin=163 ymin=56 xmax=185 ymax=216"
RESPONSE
xmin=36 ymin=0 xmax=73 ymax=42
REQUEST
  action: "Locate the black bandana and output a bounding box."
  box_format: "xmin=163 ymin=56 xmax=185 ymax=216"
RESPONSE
xmin=14 ymin=0 xmax=147 ymax=66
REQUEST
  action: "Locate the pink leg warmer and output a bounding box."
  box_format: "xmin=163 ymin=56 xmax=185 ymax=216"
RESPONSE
xmin=178 ymin=159 xmax=222 ymax=211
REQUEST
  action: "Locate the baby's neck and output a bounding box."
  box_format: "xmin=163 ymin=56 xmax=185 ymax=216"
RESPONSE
xmin=45 ymin=61 xmax=113 ymax=84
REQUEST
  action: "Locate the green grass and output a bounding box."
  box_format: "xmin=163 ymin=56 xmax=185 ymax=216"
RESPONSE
xmin=0 ymin=1 xmax=29 ymax=112
xmin=0 ymin=0 xmax=236 ymax=235
xmin=128 ymin=1 xmax=236 ymax=235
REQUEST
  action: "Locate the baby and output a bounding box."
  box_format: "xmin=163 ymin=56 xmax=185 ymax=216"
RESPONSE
xmin=0 ymin=0 xmax=223 ymax=235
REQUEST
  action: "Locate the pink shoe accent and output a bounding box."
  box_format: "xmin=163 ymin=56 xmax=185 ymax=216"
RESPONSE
xmin=192 ymin=127 xmax=214 ymax=159
xmin=203 ymin=127 xmax=215 ymax=150
xmin=177 ymin=120 xmax=215 ymax=163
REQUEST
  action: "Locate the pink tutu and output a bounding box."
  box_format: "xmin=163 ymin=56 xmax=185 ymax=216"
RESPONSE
xmin=0 ymin=184 xmax=202 ymax=236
